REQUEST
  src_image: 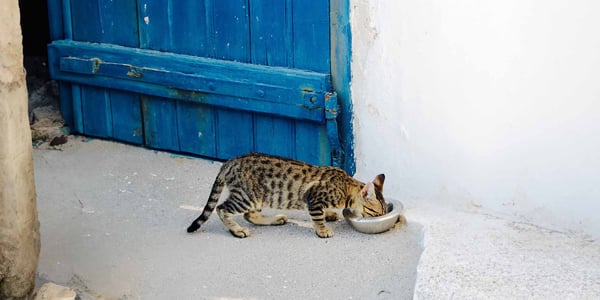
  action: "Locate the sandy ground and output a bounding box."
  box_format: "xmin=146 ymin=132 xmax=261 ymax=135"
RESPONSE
xmin=33 ymin=138 xmax=423 ymax=300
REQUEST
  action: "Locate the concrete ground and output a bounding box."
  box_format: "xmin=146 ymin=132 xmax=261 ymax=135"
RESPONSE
xmin=411 ymin=207 xmax=599 ymax=299
xmin=33 ymin=137 xmax=600 ymax=299
xmin=33 ymin=137 xmax=423 ymax=300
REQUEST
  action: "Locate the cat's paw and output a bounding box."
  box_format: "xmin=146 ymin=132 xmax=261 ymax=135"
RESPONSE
xmin=342 ymin=208 xmax=360 ymax=219
xmin=230 ymin=227 xmax=251 ymax=238
xmin=315 ymin=227 xmax=334 ymax=238
xmin=272 ymin=214 xmax=288 ymax=225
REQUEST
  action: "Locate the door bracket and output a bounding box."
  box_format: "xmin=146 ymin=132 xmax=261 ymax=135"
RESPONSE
xmin=325 ymin=92 xmax=343 ymax=168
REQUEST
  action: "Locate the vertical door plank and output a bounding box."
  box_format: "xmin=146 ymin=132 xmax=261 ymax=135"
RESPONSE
xmin=138 ymin=0 xmax=210 ymax=56
xmin=70 ymin=0 xmax=139 ymax=47
xmin=138 ymin=1 xmax=180 ymax=153
xmin=142 ymin=96 xmax=180 ymax=151
xmin=284 ymin=0 xmax=295 ymax=69
xmin=169 ymin=1 xmax=210 ymax=56
xmin=212 ymin=0 xmax=250 ymax=62
xmin=211 ymin=0 xmax=254 ymax=159
xmin=110 ymin=90 xmax=143 ymax=144
xmin=249 ymin=0 xmax=295 ymax=160
xmin=285 ymin=0 xmax=332 ymax=164
xmin=167 ymin=0 xmax=215 ymax=156
xmin=216 ymin=108 xmax=254 ymax=159
xmin=59 ymin=83 xmax=74 ymax=128
xmin=295 ymin=121 xmax=330 ymax=166
xmin=291 ymin=1 xmax=330 ymax=73
xmin=80 ymin=86 xmax=112 ymax=138
xmin=177 ymin=102 xmax=217 ymax=157
xmin=139 ymin=0 xmax=219 ymax=156
xmin=165 ymin=1 xmax=216 ymax=157
xmin=70 ymin=0 xmax=140 ymax=139
xmin=138 ymin=0 xmax=172 ymax=51
xmin=249 ymin=0 xmax=287 ymax=67
xmin=254 ymin=115 xmax=294 ymax=158
xmin=71 ymin=85 xmax=84 ymax=133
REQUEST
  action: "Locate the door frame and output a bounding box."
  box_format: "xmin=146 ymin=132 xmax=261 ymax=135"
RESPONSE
xmin=330 ymin=0 xmax=355 ymax=175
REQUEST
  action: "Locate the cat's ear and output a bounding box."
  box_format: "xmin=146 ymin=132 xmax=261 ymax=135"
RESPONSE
xmin=373 ymin=174 xmax=385 ymax=190
xmin=361 ymin=182 xmax=375 ymax=198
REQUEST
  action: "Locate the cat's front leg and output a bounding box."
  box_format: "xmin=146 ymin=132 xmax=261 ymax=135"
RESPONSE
xmin=315 ymin=224 xmax=334 ymax=238
xmin=308 ymin=206 xmax=334 ymax=238
xmin=305 ymin=184 xmax=335 ymax=238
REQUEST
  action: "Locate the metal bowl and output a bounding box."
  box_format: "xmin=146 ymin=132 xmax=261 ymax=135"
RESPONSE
xmin=343 ymin=198 xmax=404 ymax=234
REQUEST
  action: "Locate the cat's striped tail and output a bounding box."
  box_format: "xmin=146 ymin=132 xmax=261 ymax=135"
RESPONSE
xmin=187 ymin=175 xmax=225 ymax=233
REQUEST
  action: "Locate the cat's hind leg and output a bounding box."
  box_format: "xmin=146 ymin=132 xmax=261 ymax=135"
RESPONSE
xmin=244 ymin=210 xmax=288 ymax=226
xmin=217 ymin=206 xmax=250 ymax=238
xmin=216 ymin=196 xmax=253 ymax=238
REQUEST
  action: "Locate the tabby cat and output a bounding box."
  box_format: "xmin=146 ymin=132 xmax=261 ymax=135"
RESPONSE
xmin=186 ymin=153 xmax=387 ymax=238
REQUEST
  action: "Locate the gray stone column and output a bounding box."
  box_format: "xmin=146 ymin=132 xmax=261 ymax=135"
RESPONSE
xmin=0 ymin=0 xmax=41 ymax=298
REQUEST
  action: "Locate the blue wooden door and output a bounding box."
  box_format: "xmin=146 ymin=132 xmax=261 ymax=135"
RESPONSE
xmin=47 ymin=0 xmax=350 ymax=169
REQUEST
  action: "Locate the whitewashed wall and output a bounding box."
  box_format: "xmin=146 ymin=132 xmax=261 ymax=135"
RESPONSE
xmin=350 ymin=0 xmax=600 ymax=238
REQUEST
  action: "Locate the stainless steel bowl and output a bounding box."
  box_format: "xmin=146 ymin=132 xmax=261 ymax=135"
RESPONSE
xmin=343 ymin=198 xmax=404 ymax=234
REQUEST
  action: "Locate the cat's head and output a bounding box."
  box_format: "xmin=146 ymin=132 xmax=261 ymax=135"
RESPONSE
xmin=358 ymin=174 xmax=387 ymax=217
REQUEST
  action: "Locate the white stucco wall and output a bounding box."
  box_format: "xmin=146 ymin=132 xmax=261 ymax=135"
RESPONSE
xmin=350 ymin=0 xmax=600 ymax=238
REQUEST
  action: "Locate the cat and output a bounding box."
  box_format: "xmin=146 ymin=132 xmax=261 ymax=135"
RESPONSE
xmin=186 ymin=152 xmax=387 ymax=238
